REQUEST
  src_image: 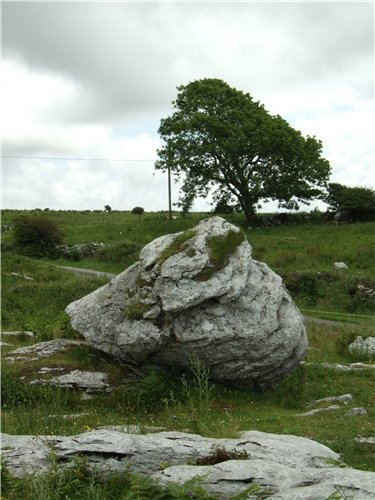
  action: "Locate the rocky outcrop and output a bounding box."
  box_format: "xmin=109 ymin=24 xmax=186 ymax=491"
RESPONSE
xmin=66 ymin=217 xmax=307 ymax=389
xmin=2 ymin=429 xmax=374 ymax=499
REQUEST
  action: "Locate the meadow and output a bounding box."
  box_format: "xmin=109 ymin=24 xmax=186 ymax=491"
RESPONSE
xmin=1 ymin=209 xmax=374 ymax=497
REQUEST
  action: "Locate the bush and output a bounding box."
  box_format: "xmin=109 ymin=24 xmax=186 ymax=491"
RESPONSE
xmin=13 ymin=215 xmax=63 ymax=257
xmin=325 ymin=183 xmax=375 ymax=222
xmin=96 ymin=240 xmax=142 ymax=264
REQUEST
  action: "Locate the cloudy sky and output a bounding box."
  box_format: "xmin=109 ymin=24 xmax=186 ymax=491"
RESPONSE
xmin=2 ymin=1 xmax=374 ymax=212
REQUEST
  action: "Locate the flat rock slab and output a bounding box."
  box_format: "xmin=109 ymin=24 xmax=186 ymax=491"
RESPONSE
xmin=30 ymin=369 xmax=110 ymax=392
xmin=1 ymin=430 xmax=374 ymax=498
xmin=2 ymin=330 xmax=35 ymax=337
xmin=5 ymin=339 xmax=86 ymax=362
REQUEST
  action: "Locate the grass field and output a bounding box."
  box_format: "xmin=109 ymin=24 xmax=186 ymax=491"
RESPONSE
xmin=2 ymin=209 xmax=374 ymax=317
xmin=1 ymin=210 xmax=374 ymax=496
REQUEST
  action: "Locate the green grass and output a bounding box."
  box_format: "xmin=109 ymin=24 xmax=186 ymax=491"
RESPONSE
xmin=2 ymin=314 xmax=374 ymax=470
xmin=158 ymin=228 xmax=197 ymax=263
xmin=1 ymin=210 xmax=375 ymax=490
xmin=197 ymin=229 xmax=246 ymax=281
xmin=1 ymin=253 xmax=107 ymax=339
xmin=1 ymin=456 xmax=219 ymax=499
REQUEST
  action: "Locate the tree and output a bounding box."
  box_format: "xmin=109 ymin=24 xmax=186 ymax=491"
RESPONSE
xmin=131 ymin=206 xmax=144 ymax=219
xmin=104 ymin=205 xmax=112 ymax=213
xmin=325 ymin=183 xmax=375 ymax=222
xmin=155 ymin=78 xmax=331 ymax=224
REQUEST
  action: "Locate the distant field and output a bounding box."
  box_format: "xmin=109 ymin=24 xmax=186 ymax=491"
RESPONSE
xmin=2 ymin=209 xmax=374 ymax=320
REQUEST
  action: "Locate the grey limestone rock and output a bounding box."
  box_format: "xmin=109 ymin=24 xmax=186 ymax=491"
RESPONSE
xmin=65 ymin=216 xmax=307 ymax=389
xmin=5 ymin=339 xmax=86 ymax=362
xmin=345 ymin=407 xmax=368 ymax=417
xmin=2 ymin=429 xmax=375 ymax=499
xmin=306 ymin=393 xmax=353 ymax=407
xmin=30 ymin=370 xmax=110 ymax=393
xmin=296 ymin=405 xmax=342 ymax=417
xmin=349 ymin=336 xmax=375 ymax=357
xmin=334 ymin=261 xmax=349 ymax=269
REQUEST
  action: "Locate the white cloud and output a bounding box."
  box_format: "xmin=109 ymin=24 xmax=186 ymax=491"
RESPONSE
xmin=1 ymin=2 xmax=374 ymax=212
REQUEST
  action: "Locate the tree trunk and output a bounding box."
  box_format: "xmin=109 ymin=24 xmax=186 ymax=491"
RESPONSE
xmin=238 ymin=193 xmax=257 ymax=226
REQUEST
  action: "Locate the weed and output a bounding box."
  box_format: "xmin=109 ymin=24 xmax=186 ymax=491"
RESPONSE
xmin=127 ymin=366 xmax=180 ymax=411
xmin=231 ymin=483 xmax=274 ymax=499
xmin=325 ymin=488 xmax=347 ymax=500
xmin=158 ymin=229 xmax=197 ymax=263
xmin=197 ymin=229 xmax=245 ymax=280
xmin=324 ymin=458 xmax=348 ymax=468
xmin=195 ymin=444 xmax=248 ymax=465
xmin=182 ymin=358 xmax=215 ymax=411
xmin=125 ymin=299 xmax=150 ymax=320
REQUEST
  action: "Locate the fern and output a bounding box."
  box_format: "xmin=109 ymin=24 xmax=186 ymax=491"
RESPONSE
xmin=164 ymin=475 xmax=218 ymax=499
xmin=123 ymin=472 xmax=165 ymax=500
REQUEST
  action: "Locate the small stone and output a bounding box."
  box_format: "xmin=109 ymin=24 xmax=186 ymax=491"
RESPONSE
xmin=48 ymin=413 xmax=90 ymax=419
xmin=355 ymin=437 xmax=375 ymax=444
xmin=81 ymin=393 xmax=93 ymax=400
xmin=345 ymin=407 xmax=368 ymax=417
xmin=334 ymin=262 xmax=348 ymax=269
xmin=306 ymin=394 xmax=352 ymax=407
xmin=2 ymin=331 xmax=35 ymax=337
xmin=349 ymin=337 xmax=375 ymax=357
xmin=10 ymin=272 xmax=34 ymax=280
xmin=296 ymin=405 xmax=341 ymax=417
xmin=349 ymin=362 xmax=375 ymax=370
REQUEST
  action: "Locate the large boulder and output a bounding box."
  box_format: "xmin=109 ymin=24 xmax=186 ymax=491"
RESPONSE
xmin=65 ymin=217 xmax=307 ymax=389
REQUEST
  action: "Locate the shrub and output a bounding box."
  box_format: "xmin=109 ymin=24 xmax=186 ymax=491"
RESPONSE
xmin=325 ymin=183 xmax=375 ymax=222
xmin=96 ymin=240 xmax=141 ymax=264
xmin=13 ymin=215 xmax=63 ymax=257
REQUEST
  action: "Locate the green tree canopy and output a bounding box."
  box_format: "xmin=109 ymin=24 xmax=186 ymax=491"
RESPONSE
xmin=156 ymin=78 xmax=331 ymax=223
xmin=131 ymin=206 xmax=145 ymax=219
xmin=325 ymin=183 xmax=375 ymax=221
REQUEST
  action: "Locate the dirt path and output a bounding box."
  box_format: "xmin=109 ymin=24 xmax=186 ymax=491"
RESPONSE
xmin=58 ymin=265 xmax=116 ymax=280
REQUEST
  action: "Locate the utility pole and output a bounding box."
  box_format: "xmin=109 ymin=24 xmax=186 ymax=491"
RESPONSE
xmin=168 ymin=163 xmax=172 ymax=221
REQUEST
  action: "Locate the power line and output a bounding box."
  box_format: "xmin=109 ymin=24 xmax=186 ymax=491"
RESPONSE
xmin=1 ymin=155 xmax=157 ymax=162
xmin=138 ymin=172 xmax=156 ymax=206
